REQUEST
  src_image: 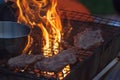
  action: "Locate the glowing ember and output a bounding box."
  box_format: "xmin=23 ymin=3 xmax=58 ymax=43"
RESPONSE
xmin=15 ymin=0 xmax=70 ymax=79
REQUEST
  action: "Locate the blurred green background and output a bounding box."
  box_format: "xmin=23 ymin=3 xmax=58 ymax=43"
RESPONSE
xmin=80 ymin=0 xmax=116 ymax=14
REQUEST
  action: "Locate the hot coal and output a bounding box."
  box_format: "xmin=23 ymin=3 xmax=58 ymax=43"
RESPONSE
xmin=74 ymin=29 xmax=104 ymax=49
xmin=34 ymin=48 xmax=78 ymax=72
xmin=8 ymin=54 xmax=44 ymax=68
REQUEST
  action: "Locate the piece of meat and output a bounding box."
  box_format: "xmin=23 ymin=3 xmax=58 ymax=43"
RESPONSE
xmin=34 ymin=48 xmax=78 ymax=72
xmin=74 ymin=29 xmax=104 ymax=49
xmin=8 ymin=54 xmax=44 ymax=68
xmin=76 ymin=49 xmax=93 ymax=61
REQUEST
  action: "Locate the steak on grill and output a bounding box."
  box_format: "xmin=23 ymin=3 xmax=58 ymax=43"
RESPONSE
xmin=8 ymin=54 xmax=44 ymax=68
xmin=34 ymin=48 xmax=78 ymax=72
xmin=74 ymin=29 xmax=104 ymax=49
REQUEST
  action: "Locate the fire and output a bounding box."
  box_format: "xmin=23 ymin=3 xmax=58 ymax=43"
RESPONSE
xmin=15 ymin=0 xmax=70 ymax=79
xmin=16 ymin=0 xmax=62 ymax=56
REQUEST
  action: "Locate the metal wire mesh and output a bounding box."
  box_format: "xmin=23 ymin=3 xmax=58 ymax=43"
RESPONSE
xmin=60 ymin=10 xmax=120 ymax=47
xmin=60 ymin=9 xmax=120 ymax=27
xmin=0 ymin=10 xmax=120 ymax=80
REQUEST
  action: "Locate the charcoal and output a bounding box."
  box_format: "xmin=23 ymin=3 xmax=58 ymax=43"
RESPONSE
xmin=74 ymin=29 xmax=104 ymax=49
xmin=8 ymin=54 xmax=44 ymax=68
xmin=34 ymin=48 xmax=78 ymax=72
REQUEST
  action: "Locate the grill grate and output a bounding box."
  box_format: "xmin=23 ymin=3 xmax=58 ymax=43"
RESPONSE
xmin=60 ymin=9 xmax=120 ymax=27
xmin=0 ymin=10 xmax=120 ymax=80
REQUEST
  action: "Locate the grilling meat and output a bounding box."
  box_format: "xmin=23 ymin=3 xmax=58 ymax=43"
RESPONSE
xmin=8 ymin=54 xmax=44 ymax=68
xmin=34 ymin=48 xmax=78 ymax=72
xmin=74 ymin=29 xmax=104 ymax=49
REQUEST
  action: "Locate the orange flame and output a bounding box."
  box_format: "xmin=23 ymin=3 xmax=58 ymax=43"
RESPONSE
xmin=15 ymin=0 xmax=62 ymax=56
xmin=15 ymin=0 xmax=70 ymax=79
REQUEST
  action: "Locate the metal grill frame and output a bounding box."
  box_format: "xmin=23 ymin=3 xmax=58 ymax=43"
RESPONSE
xmin=0 ymin=10 xmax=120 ymax=80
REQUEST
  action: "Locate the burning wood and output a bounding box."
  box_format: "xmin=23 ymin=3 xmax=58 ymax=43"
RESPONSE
xmin=74 ymin=29 xmax=104 ymax=49
xmin=34 ymin=48 xmax=78 ymax=72
xmin=8 ymin=54 xmax=44 ymax=68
